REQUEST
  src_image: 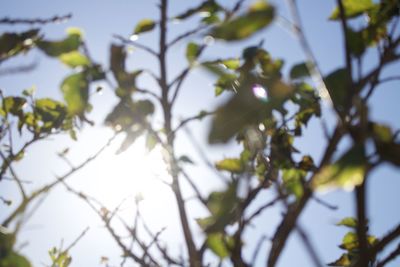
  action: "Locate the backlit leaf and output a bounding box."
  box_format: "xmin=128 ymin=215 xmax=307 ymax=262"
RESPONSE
xmin=211 ymin=2 xmax=274 ymax=41
xmin=337 ymin=217 xmax=358 ymax=228
xmin=37 ymin=29 xmax=82 ymax=57
xmin=186 ymin=42 xmax=200 ymax=63
xmin=330 ymin=0 xmax=374 ymax=20
xmin=215 ymin=158 xmax=244 ymax=173
xmin=312 ymin=145 xmax=366 ymax=191
xmin=206 ymin=233 xmax=233 ymax=258
xmin=327 ymin=254 xmax=351 ymax=266
xmin=134 ymin=19 xmax=156 ymax=34
xmin=174 ymin=0 xmax=221 ymax=20
xmin=2 ymin=96 xmax=26 ymax=117
xmin=61 ymin=73 xmax=89 ymax=116
xmin=59 ymin=51 xmax=90 ymax=68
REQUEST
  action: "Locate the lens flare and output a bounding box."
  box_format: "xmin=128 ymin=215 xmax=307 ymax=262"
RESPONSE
xmin=252 ymin=84 xmax=268 ymax=102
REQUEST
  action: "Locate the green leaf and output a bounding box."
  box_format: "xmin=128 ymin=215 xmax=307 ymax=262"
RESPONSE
xmin=312 ymin=145 xmax=366 ymax=191
xmin=208 ymin=76 xmax=269 ymax=143
xmin=134 ymin=19 xmax=156 ymax=34
xmin=34 ymin=98 xmax=68 ymax=131
xmin=105 ymin=99 xmax=154 ymax=132
xmin=59 ymin=51 xmax=90 ymax=68
xmin=66 ymin=27 xmax=84 ymax=37
xmin=346 ymin=28 xmax=366 ymax=57
xmin=370 ymin=122 xmax=400 ymax=166
xmin=37 ymin=30 xmax=82 ymax=57
xmin=206 ymin=233 xmax=233 ymax=258
xmin=215 ymin=158 xmax=244 ymax=173
xmin=0 ymin=29 xmax=39 ymax=61
xmin=330 ymin=0 xmax=374 ymax=20
xmin=290 ymin=62 xmax=311 ymax=80
xmin=0 ymin=251 xmax=32 ymax=267
xmin=324 ymin=68 xmax=350 ymax=112
xmin=2 ymin=96 xmax=26 ymax=116
xmin=205 ymin=184 xmax=238 ymax=232
xmin=220 ymin=58 xmax=240 ymax=70
xmin=186 ymin=42 xmax=200 ymax=63
xmin=61 ymin=73 xmax=89 ymax=116
xmin=174 ymin=0 xmax=222 ymax=20
xmin=282 ymin=168 xmax=305 ymax=199
xmin=337 ymin=217 xmax=358 ymax=228
xmin=211 ymin=2 xmax=274 ymax=41
xmin=371 ymin=123 xmax=392 ymax=142
xmin=110 ymin=45 xmax=142 ymax=94
xmin=340 ymin=232 xmax=358 ymax=251
xmin=327 ymin=254 xmax=351 ymax=266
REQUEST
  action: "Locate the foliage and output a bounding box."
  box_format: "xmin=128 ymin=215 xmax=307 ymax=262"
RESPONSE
xmin=1 ymin=0 xmax=400 ymax=267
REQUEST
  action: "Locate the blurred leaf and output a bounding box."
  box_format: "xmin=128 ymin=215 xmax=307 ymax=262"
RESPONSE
xmin=205 ymin=184 xmax=238 ymax=232
xmin=324 ymin=68 xmax=350 ymax=112
xmin=327 ymin=254 xmax=351 ymax=266
xmin=37 ymin=29 xmax=82 ymax=57
xmin=66 ymin=27 xmax=84 ymax=37
xmin=2 ymin=96 xmax=26 ymax=117
xmin=110 ymin=44 xmax=142 ymax=94
xmin=206 ymin=233 xmax=234 ymax=258
xmin=186 ymin=42 xmax=200 ymax=63
xmin=0 ymin=251 xmax=32 ymax=267
xmin=370 ymin=122 xmax=400 ymax=166
xmin=145 ymin=133 xmax=158 ymax=152
xmin=134 ymin=19 xmax=156 ymax=34
xmin=282 ymin=168 xmax=305 ymax=199
xmin=34 ymin=98 xmax=68 ymax=131
xmin=22 ymin=86 xmax=36 ymax=97
xmin=179 ymin=155 xmax=195 ymax=164
xmin=211 ymin=2 xmax=274 ymax=41
xmin=59 ymin=51 xmax=90 ymax=68
xmin=61 ymin=73 xmax=89 ymax=116
xmin=312 ymin=145 xmax=366 ymax=191
xmin=330 ymin=0 xmax=374 ymax=20
xmin=340 ymin=232 xmax=358 ymax=251
xmin=346 ymin=28 xmax=366 ymax=57
xmin=290 ymin=62 xmax=310 ymax=80
xmin=208 ymin=77 xmax=269 ymax=143
xmin=215 ymin=158 xmax=244 ymax=173
xmin=0 ymin=29 xmax=39 ymax=60
xmin=174 ymin=0 xmax=221 ymax=20
xmin=337 ymin=217 xmax=358 ymax=228
xmin=106 ymin=99 xmax=154 ymax=130
xmin=371 ymin=123 xmax=392 ymax=142
xmin=220 ymin=58 xmax=240 ymax=70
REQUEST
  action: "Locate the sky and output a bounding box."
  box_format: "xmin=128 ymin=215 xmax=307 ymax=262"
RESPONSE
xmin=1 ymin=0 xmax=400 ymax=266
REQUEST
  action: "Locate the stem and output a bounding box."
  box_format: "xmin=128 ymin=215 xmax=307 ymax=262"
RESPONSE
xmin=158 ymin=1 xmax=200 ymax=266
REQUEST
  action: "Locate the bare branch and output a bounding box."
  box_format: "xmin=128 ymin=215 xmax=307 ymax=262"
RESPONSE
xmin=113 ymin=34 xmax=158 ymax=57
xmin=377 ymin=243 xmax=400 ymax=267
xmin=296 ymin=225 xmax=324 ymax=267
xmin=0 ymin=14 xmax=72 ymax=25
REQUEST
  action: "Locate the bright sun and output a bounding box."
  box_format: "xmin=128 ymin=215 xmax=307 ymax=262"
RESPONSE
xmin=85 ymin=135 xmax=174 ymax=221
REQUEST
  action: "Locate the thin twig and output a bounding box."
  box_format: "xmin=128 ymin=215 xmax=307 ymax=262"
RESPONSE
xmin=285 ymin=0 xmax=331 ymax=101
xmin=168 ymin=25 xmax=209 ymax=48
xmin=296 ymin=225 xmax=324 ymax=267
xmin=0 ymin=14 xmax=72 ymax=25
xmin=113 ymin=34 xmax=158 ymax=57
xmin=377 ymin=243 xmax=400 ymax=267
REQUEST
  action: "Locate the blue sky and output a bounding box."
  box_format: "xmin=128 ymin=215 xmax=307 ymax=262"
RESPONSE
xmin=1 ymin=1 xmax=400 ymax=266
